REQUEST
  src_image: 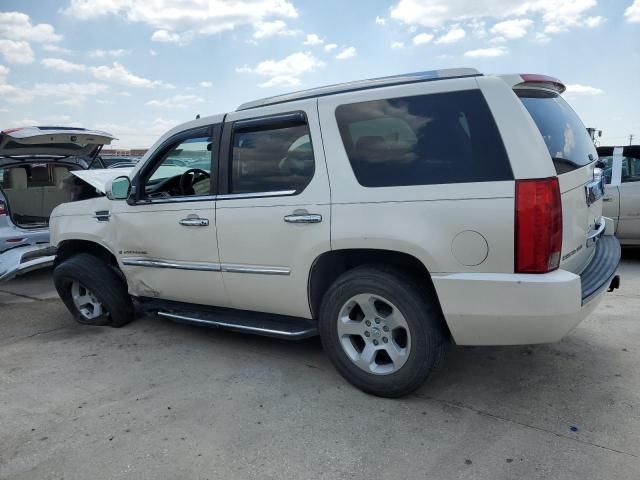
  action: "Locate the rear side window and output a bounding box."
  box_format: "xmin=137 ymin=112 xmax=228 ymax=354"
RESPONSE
xmin=230 ymin=120 xmax=314 ymax=194
xmin=335 ymin=89 xmax=512 ymax=187
xmin=517 ymin=89 xmax=597 ymax=174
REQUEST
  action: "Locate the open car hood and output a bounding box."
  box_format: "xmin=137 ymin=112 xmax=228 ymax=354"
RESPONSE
xmin=71 ymin=168 xmax=133 ymax=193
xmin=0 ymin=126 xmax=115 ymax=159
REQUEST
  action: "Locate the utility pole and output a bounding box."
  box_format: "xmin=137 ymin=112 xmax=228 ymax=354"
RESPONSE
xmin=630 ymin=134 xmax=635 ymax=145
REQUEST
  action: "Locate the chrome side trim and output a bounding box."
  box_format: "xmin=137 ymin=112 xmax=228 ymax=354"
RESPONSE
xmin=222 ymin=264 xmax=291 ymax=275
xmin=122 ymin=258 xmax=221 ymax=272
xmin=121 ymin=258 xmax=290 ymax=275
xmin=216 ymin=190 xmax=296 ymax=200
xmin=157 ymin=311 xmax=316 ymax=338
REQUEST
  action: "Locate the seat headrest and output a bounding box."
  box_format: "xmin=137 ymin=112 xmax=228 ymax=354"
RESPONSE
xmin=8 ymin=168 xmax=27 ymax=188
xmin=52 ymin=166 xmax=70 ymax=187
xmin=355 ymin=135 xmax=386 ymax=152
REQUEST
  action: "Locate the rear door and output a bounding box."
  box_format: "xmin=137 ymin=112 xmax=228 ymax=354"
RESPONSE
xmin=617 ymin=154 xmax=640 ymax=241
xmin=215 ymin=100 xmax=330 ymax=318
xmin=517 ymin=89 xmax=603 ymax=273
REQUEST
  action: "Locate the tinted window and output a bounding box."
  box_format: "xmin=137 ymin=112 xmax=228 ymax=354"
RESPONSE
xmin=145 ymin=136 xmax=213 ymax=197
xmin=517 ymin=89 xmax=597 ymax=174
xmin=335 ymin=89 xmax=512 ymax=188
xmin=230 ymin=122 xmax=314 ymax=194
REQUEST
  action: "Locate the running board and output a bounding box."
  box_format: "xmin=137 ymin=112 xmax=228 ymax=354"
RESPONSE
xmin=157 ymin=311 xmax=317 ymax=339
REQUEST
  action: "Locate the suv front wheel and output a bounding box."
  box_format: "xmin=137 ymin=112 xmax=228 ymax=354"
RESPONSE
xmin=53 ymin=253 xmax=134 ymax=328
xmin=319 ymin=266 xmax=447 ymax=397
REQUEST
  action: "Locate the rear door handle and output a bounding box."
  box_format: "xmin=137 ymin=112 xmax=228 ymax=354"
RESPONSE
xmin=179 ymin=217 xmax=209 ymax=227
xmin=284 ymin=213 xmax=322 ymax=224
xmin=603 ymin=196 xmax=613 ymax=202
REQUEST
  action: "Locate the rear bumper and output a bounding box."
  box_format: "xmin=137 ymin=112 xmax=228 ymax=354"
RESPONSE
xmin=432 ymin=235 xmax=621 ymax=346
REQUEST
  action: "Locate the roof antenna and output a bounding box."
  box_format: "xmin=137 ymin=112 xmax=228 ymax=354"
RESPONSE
xmin=195 ymin=114 xmax=200 ymax=119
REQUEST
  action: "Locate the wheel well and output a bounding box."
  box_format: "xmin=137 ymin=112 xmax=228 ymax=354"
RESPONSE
xmin=308 ymin=249 xmax=448 ymax=332
xmin=55 ymin=240 xmax=122 ymax=277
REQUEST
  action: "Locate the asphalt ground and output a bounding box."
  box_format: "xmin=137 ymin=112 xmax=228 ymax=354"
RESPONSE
xmin=1 ymin=252 xmax=639 ymax=479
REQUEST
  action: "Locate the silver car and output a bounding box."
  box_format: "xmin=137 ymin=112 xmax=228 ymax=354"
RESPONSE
xmin=0 ymin=126 xmax=115 ymax=280
xmin=598 ymin=145 xmax=640 ymax=246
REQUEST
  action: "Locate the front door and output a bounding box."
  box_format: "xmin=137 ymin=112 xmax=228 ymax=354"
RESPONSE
xmin=215 ymin=100 xmax=330 ymax=318
xmin=111 ymin=123 xmax=229 ymax=307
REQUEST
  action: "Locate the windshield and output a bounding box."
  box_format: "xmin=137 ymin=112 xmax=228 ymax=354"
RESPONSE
xmin=517 ymin=89 xmax=597 ymax=174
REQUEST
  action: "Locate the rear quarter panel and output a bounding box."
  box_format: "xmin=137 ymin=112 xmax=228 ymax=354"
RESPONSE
xmin=318 ymin=77 xmax=516 ymax=274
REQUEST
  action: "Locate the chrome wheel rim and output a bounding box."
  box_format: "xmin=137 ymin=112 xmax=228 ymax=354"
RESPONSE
xmin=71 ymin=281 xmax=105 ymax=320
xmin=337 ymin=293 xmax=411 ymax=375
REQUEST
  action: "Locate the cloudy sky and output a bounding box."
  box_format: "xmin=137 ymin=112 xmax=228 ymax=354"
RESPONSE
xmin=0 ymin=0 xmax=638 ymax=147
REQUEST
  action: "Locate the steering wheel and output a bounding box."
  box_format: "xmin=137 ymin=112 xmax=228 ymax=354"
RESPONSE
xmin=179 ymin=168 xmax=210 ymax=195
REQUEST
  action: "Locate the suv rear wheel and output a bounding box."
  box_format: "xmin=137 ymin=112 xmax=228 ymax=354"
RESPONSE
xmin=53 ymin=253 xmax=134 ymax=328
xmin=319 ymin=266 xmax=447 ymax=397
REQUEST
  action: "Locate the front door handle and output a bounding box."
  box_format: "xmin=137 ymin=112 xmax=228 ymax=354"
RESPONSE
xmin=179 ymin=217 xmax=209 ymax=227
xmin=284 ymin=213 xmax=322 ymax=224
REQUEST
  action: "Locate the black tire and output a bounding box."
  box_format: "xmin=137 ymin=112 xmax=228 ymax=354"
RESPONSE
xmin=319 ymin=266 xmax=448 ymax=398
xmin=53 ymin=253 xmax=134 ymax=328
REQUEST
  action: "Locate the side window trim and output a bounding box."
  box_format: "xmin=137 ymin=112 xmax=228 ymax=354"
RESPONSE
xmin=218 ymin=110 xmax=314 ymax=199
xmin=131 ymin=124 xmax=219 ymax=204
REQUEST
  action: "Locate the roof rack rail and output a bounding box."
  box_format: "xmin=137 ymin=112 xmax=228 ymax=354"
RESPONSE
xmin=236 ymin=67 xmax=482 ymax=111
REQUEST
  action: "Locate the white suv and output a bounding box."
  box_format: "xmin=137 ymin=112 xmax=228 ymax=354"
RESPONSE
xmin=46 ymin=68 xmax=620 ymax=397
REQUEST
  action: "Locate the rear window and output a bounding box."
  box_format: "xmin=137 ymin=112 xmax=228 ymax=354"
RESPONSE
xmin=517 ymin=89 xmax=597 ymax=174
xmin=335 ymin=89 xmax=512 ymax=187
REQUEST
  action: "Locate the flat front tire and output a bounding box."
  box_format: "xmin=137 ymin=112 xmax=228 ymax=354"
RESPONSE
xmin=319 ymin=266 xmax=447 ymax=397
xmin=54 ymin=253 xmax=134 ymax=328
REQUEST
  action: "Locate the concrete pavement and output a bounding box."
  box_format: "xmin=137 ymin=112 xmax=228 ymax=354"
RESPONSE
xmin=1 ymin=253 xmax=639 ymax=479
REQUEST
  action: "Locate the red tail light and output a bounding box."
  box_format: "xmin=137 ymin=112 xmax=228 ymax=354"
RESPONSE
xmin=515 ymin=177 xmax=563 ymax=273
xmin=0 ymin=200 xmax=6 ymax=216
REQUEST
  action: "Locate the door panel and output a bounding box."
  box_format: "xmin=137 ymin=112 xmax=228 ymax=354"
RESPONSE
xmin=111 ymin=200 xmax=228 ymax=306
xmin=618 ymin=182 xmax=640 ymax=240
xmin=216 ymin=99 xmax=330 ymax=318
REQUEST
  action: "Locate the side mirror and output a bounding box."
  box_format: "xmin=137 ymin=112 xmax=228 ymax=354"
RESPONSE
xmin=106 ymin=176 xmax=131 ymax=200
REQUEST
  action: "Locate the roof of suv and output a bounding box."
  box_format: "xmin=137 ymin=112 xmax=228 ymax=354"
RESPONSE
xmin=236 ymin=68 xmax=482 ymax=111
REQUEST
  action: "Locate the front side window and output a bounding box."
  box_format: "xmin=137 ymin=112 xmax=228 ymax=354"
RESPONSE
xmin=144 ymin=135 xmax=213 ymax=198
xmin=335 ymin=89 xmax=512 ymax=187
xmin=230 ymin=120 xmax=314 ymax=194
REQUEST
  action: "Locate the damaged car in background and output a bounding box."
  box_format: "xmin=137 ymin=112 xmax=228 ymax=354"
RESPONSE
xmin=0 ymin=127 xmax=116 ymax=281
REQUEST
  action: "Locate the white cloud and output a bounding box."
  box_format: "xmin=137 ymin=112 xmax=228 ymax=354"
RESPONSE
xmin=43 ymin=44 xmax=72 ymax=54
xmin=0 ymin=40 xmax=34 ymax=64
xmin=303 ymin=34 xmax=323 ymax=45
xmin=146 ymin=94 xmax=204 ymax=108
xmin=0 ymin=65 xmax=9 ymax=83
xmin=90 ymin=62 xmax=173 ymax=88
xmin=412 ymin=33 xmax=434 ymax=45
xmin=390 ymin=0 xmax=600 ymax=36
xmin=534 ymin=32 xmax=551 ymax=43
xmin=464 ymin=46 xmax=508 ymax=57
xmin=434 ymin=27 xmax=465 ymax=44
xmin=391 ymin=41 xmax=405 ymax=49
xmin=151 ymin=29 xmax=182 ymax=43
xmin=626 ymin=0 xmax=640 ymax=22
xmin=375 ymin=16 xmax=386 ymax=25
xmin=335 ymin=46 xmax=356 ymax=59
xmin=149 ymin=49 xmax=158 ymax=56
xmin=89 ymin=48 xmax=131 ymax=58
xmin=253 ymin=20 xmax=296 ymax=39
xmin=0 ymin=81 xmax=109 ymax=105
xmin=467 ymin=19 xmax=487 ymax=38
xmin=237 ymin=51 xmax=324 ymax=88
xmin=324 ymin=43 xmax=337 ymax=52
xmin=0 ymin=12 xmax=62 ymax=43
xmin=490 ymin=18 xmax=533 ymax=39
xmin=94 ymin=117 xmax=179 ymax=148
xmin=199 ymin=81 xmax=213 ymax=87
xmin=565 ymin=84 xmax=603 ymax=95
xmin=583 ymin=16 xmax=604 ymax=27
xmin=64 ymin=0 xmax=298 ymax=43
xmin=41 ymin=57 xmax=86 ymax=72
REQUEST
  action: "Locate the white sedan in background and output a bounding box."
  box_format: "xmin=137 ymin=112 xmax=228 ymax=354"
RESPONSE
xmin=598 ymin=145 xmax=640 ymax=245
